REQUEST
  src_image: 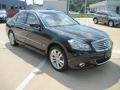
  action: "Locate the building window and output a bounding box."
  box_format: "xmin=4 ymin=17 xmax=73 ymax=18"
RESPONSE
xmin=2 ymin=4 xmax=6 ymax=9
xmin=116 ymin=6 xmax=120 ymax=14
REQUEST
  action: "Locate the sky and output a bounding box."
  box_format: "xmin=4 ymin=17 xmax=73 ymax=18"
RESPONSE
xmin=21 ymin=0 xmax=43 ymax=5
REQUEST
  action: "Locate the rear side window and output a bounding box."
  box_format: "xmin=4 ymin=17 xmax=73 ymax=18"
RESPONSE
xmin=16 ymin=12 xmax=27 ymax=24
xmin=26 ymin=13 xmax=39 ymax=25
xmin=96 ymin=12 xmax=102 ymax=15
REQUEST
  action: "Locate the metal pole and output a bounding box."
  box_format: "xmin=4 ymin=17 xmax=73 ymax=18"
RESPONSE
xmin=33 ymin=0 xmax=35 ymax=5
xmin=67 ymin=0 xmax=69 ymax=14
xmin=33 ymin=0 xmax=35 ymax=9
xmin=25 ymin=0 xmax=27 ymax=9
xmin=85 ymin=0 xmax=87 ymax=13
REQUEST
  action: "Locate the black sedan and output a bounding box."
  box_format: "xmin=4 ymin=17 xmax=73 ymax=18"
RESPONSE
xmin=6 ymin=10 xmax=113 ymax=71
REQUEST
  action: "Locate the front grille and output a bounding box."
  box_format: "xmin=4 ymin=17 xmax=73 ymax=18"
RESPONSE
xmin=92 ymin=38 xmax=112 ymax=52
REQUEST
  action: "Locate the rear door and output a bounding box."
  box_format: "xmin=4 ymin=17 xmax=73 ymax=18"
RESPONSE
xmin=97 ymin=12 xmax=108 ymax=23
xmin=13 ymin=12 xmax=28 ymax=42
xmin=97 ymin=12 xmax=104 ymax=22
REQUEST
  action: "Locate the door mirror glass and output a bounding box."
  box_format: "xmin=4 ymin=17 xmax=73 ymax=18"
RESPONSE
xmin=30 ymin=24 xmax=41 ymax=30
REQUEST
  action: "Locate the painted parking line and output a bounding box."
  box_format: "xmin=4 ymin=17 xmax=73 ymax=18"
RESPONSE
xmin=16 ymin=59 xmax=46 ymax=90
xmin=14 ymin=50 xmax=120 ymax=90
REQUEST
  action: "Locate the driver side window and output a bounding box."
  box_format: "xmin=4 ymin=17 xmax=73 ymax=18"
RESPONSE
xmin=27 ymin=13 xmax=39 ymax=25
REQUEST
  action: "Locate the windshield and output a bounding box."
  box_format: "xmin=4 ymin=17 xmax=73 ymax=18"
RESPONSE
xmin=108 ymin=12 xmax=120 ymax=17
xmin=39 ymin=12 xmax=78 ymax=27
xmin=0 ymin=11 xmax=6 ymax=15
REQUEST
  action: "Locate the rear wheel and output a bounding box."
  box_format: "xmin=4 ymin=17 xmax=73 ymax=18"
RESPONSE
xmin=49 ymin=46 xmax=68 ymax=71
xmin=108 ymin=20 xmax=114 ymax=27
xmin=8 ymin=31 xmax=18 ymax=46
xmin=93 ymin=18 xmax=98 ymax=24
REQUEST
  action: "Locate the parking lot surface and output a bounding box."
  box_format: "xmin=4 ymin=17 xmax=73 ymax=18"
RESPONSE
xmin=0 ymin=18 xmax=120 ymax=90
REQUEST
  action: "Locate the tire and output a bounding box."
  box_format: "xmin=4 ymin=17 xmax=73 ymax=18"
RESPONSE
xmin=49 ymin=46 xmax=68 ymax=71
xmin=8 ymin=31 xmax=18 ymax=46
xmin=93 ymin=18 xmax=98 ymax=24
xmin=108 ymin=20 xmax=114 ymax=27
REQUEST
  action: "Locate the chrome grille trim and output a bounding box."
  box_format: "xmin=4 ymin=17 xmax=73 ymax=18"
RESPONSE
xmin=91 ymin=38 xmax=112 ymax=52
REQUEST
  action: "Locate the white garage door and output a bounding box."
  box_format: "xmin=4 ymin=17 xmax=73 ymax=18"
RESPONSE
xmin=43 ymin=0 xmax=68 ymax=13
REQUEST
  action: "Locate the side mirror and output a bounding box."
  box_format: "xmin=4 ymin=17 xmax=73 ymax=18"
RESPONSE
xmin=30 ymin=24 xmax=42 ymax=31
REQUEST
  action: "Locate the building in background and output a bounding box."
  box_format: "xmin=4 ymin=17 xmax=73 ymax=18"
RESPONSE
xmin=0 ymin=0 xmax=26 ymax=10
xmin=90 ymin=0 xmax=120 ymax=14
xmin=27 ymin=0 xmax=69 ymax=13
xmin=43 ymin=0 xmax=68 ymax=13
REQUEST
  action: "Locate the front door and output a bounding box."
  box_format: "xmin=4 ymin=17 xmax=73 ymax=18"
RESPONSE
xmin=25 ymin=13 xmax=47 ymax=51
xmin=13 ymin=12 xmax=28 ymax=43
xmin=116 ymin=6 xmax=120 ymax=14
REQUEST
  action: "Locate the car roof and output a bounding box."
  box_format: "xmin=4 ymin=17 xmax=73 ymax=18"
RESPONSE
xmin=0 ymin=10 xmax=6 ymax=13
xmin=20 ymin=10 xmax=62 ymax=14
xmin=96 ymin=11 xmax=114 ymax=14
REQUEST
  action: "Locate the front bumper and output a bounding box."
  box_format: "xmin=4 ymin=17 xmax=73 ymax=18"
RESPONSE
xmin=114 ymin=20 xmax=120 ymax=25
xmin=67 ymin=49 xmax=112 ymax=69
xmin=0 ymin=17 xmax=6 ymax=22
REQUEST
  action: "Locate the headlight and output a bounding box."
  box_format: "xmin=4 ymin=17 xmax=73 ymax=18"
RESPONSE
xmin=68 ymin=39 xmax=91 ymax=51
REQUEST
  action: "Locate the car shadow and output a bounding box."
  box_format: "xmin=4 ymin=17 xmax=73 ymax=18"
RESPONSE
xmin=5 ymin=42 xmax=46 ymax=67
xmin=43 ymin=61 xmax=120 ymax=90
xmin=5 ymin=42 xmax=120 ymax=90
xmin=97 ymin=23 xmax=120 ymax=28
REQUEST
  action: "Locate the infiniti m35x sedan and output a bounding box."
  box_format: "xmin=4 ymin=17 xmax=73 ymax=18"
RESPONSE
xmin=6 ymin=10 xmax=113 ymax=71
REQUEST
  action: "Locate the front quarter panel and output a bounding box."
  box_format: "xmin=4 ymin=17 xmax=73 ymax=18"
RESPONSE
xmin=6 ymin=17 xmax=16 ymax=36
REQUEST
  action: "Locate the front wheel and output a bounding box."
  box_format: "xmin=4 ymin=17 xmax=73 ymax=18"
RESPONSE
xmin=108 ymin=20 xmax=114 ymax=27
xmin=93 ymin=18 xmax=98 ymax=24
xmin=49 ymin=46 xmax=68 ymax=71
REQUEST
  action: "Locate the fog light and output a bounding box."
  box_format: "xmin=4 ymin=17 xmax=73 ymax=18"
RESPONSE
xmin=79 ymin=63 xmax=85 ymax=67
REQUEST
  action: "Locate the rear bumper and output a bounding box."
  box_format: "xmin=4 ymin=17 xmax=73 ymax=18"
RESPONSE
xmin=67 ymin=49 xmax=112 ymax=69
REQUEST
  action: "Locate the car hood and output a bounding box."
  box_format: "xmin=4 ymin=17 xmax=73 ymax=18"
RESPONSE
xmin=47 ymin=25 xmax=109 ymax=41
xmin=110 ymin=17 xmax=120 ymax=20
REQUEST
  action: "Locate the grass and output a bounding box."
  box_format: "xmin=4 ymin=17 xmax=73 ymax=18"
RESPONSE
xmin=69 ymin=13 xmax=92 ymax=18
xmin=69 ymin=11 xmax=92 ymax=18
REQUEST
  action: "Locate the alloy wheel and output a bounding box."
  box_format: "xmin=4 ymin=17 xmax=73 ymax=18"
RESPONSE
xmin=109 ymin=21 xmax=114 ymax=27
xmin=50 ymin=49 xmax=65 ymax=70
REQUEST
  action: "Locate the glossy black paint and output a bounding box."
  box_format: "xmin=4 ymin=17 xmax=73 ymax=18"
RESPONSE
xmin=6 ymin=10 xmax=112 ymax=69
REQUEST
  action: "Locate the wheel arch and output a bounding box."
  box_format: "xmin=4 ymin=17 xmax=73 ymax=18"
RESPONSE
xmin=8 ymin=29 xmax=13 ymax=37
xmin=108 ymin=20 xmax=114 ymax=23
xmin=46 ymin=42 xmax=68 ymax=59
xmin=93 ymin=17 xmax=98 ymax=20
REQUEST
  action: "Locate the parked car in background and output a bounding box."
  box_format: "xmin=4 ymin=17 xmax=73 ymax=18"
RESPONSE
xmin=93 ymin=11 xmax=120 ymax=27
xmin=0 ymin=10 xmax=6 ymax=22
xmin=6 ymin=7 xmax=19 ymax=21
xmin=6 ymin=10 xmax=113 ymax=71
